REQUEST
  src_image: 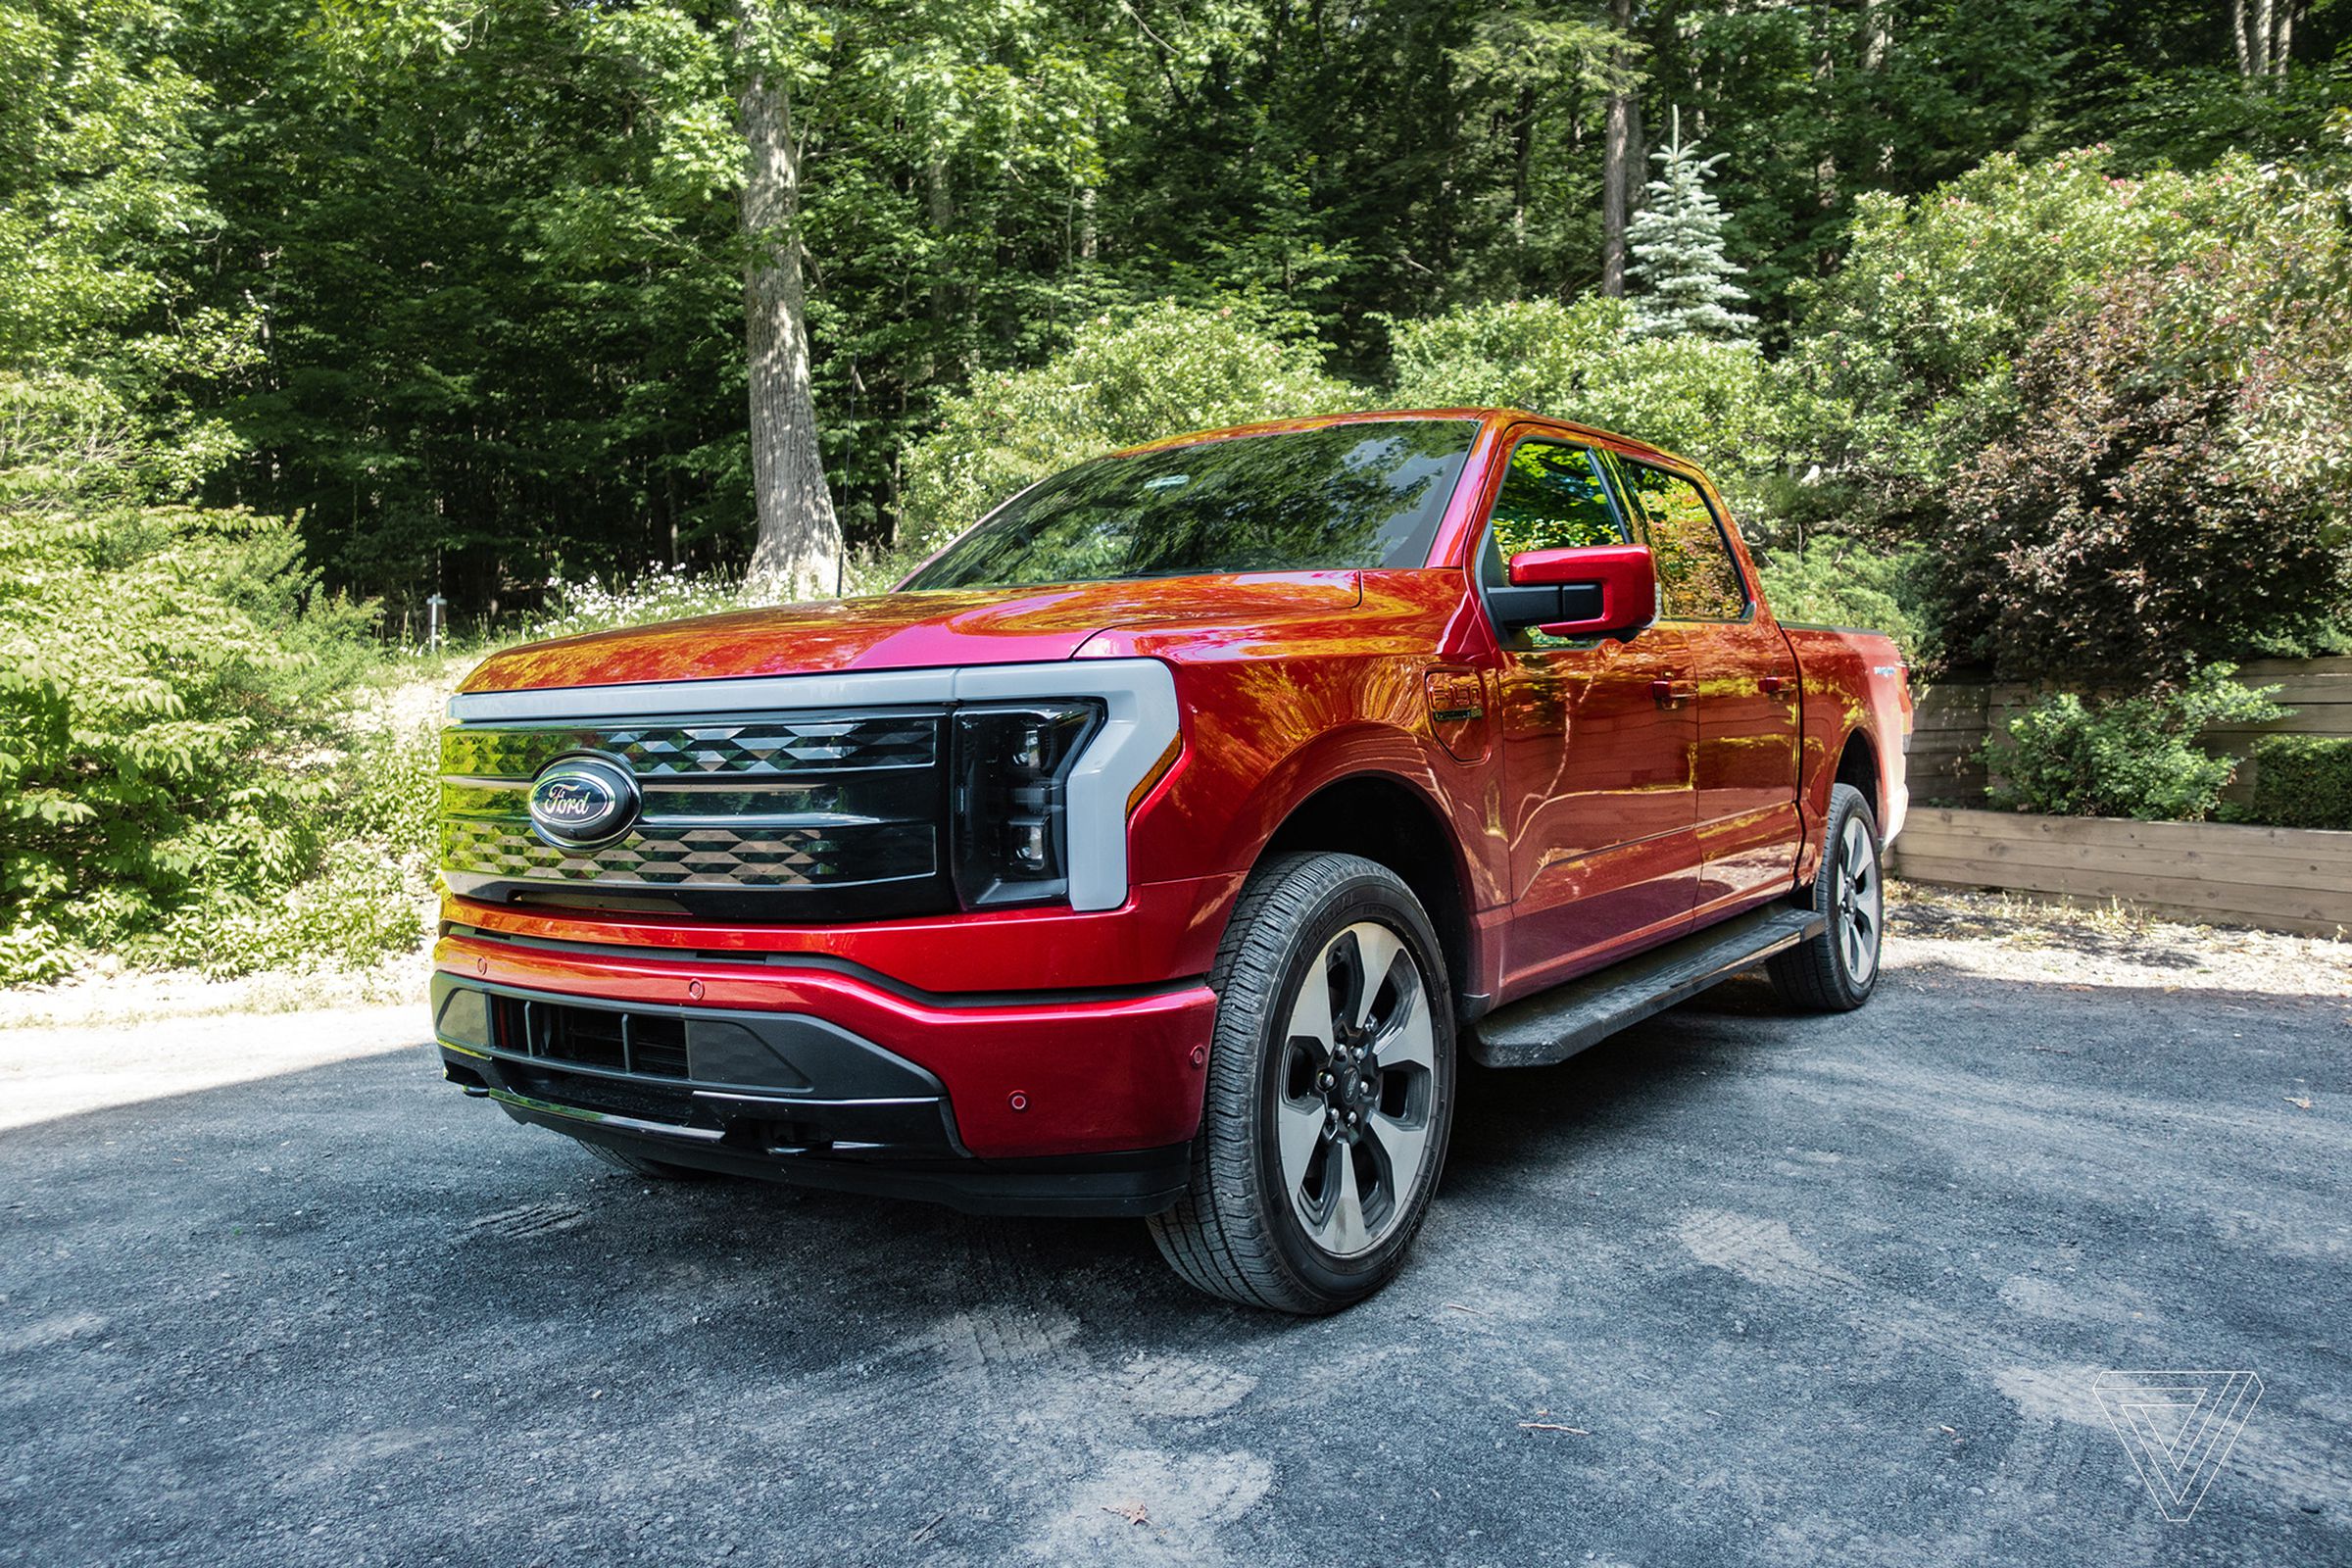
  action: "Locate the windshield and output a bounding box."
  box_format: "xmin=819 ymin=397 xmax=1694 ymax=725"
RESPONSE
xmin=903 ymin=418 xmax=1477 ymax=591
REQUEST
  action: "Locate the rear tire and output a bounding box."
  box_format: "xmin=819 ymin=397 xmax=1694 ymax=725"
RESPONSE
xmin=1768 ymin=782 xmax=1884 ymax=1012
xmin=582 ymin=1141 xmax=715 ymax=1182
xmin=1148 ymin=853 xmax=1456 ymax=1314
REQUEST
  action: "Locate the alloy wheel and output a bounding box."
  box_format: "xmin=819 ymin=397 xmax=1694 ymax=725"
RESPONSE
xmin=1834 ymin=814 xmax=1883 ymax=985
xmin=1273 ymin=921 xmax=1438 ymax=1258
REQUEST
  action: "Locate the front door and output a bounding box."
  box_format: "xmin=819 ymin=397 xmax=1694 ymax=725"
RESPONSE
xmin=1478 ymin=437 xmax=1700 ymax=991
xmin=1609 ymin=457 xmax=1802 ymax=915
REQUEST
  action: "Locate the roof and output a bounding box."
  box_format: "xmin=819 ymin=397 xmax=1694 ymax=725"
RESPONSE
xmin=1112 ymin=407 xmax=1690 ymax=469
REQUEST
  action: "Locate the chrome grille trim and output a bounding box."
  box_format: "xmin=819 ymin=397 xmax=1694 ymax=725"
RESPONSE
xmin=440 ymin=709 xmax=948 ymax=905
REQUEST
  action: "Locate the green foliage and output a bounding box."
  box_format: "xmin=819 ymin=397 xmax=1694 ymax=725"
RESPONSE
xmin=0 ymin=373 xmax=399 ymax=983
xmin=1753 ymin=538 xmax=1935 ymax=664
xmin=1788 ymin=149 xmax=2201 ymax=535
xmin=2243 ymin=735 xmax=2352 ymax=832
xmin=899 ymin=302 xmax=1350 ymax=556
xmin=1386 ymin=299 xmax=1797 ymax=540
xmin=1986 ymin=664 xmax=2286 ymax=822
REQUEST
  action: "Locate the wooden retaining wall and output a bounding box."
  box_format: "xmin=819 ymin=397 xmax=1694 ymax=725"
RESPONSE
xmin=1906 ymin=656 xmax=2352 ymax=807
xmin=1890 ymin=808 xmax=2352 ymax=938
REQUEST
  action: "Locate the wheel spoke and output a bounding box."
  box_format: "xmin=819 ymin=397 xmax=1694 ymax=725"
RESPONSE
xmin=1314 ymin=1144 xmax=1370 ymax=1254
xmin=1348 ymin=923 xmax=1405 ymax=1030
xmin=1277 ymin=1096 xmax=1328 ymax=1194
xmin=1364 ymin=1107 xmax=1429 ymax=1208
xmin=1374 ymin=966 xmax=1434 ymax=1071
xmin=1285 ymin=968 xmax=1338 ymax=1058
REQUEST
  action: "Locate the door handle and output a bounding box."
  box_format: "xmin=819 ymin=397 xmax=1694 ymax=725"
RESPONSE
xmin=1651 ymin=679 xmax=1697 ymax=710
xmin=1759 ymin=674 xmax=1790 ymax=697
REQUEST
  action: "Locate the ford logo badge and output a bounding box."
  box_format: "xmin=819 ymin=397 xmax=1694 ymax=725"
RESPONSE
xmin=526 ymin=756 xmax=640 ymax=849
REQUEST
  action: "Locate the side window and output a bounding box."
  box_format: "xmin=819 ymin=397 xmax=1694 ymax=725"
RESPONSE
xmin=1478 ymin=441 xmax=1628 ymax=587
xmin=1614 ymin=460 xmax=1746 ymax=620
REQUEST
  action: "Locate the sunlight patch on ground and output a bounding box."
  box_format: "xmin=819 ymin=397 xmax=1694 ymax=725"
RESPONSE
xmin=1886 ymin=883 xmax=2352 ymax=998
xmin=0 ymin=1004 xmax=427 ymax=1132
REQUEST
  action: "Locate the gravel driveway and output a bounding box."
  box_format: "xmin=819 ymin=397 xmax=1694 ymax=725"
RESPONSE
xmin=3 ymin=896 xmax=2347 ymax=1566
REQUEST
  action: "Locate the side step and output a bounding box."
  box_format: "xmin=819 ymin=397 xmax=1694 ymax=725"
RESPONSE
xmin=1467 ymin=905 xmax=1826 ymax=1069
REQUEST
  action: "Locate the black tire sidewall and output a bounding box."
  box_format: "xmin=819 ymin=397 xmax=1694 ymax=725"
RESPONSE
xmin=1233 ymin=865 xmax=1456 ymax=1302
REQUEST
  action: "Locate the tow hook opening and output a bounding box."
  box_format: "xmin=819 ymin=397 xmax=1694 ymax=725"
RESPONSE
xmin=443 ymin=1061 xmax=491 ymax=1096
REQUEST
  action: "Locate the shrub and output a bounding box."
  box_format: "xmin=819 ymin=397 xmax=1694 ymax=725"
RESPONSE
xmin=1937 ymin=264 xmax=2352 ymax=683
xmin=899 ymin=301 xmax=1351 ymax=560
xmin=2244 ymin=735 xmax=2352 ymax=832
xmin=1752 ymin=538 xmax=1935 ymax=665
xmin=0 ymin=374 xmax=388 ymax=983
xmin=1788 ymin=148 xmax=2202 ymax=536
xmin=526 ymin=564 xmax=760 ymax=641
xmin=1985 ymin=664 xmax=2285 ymax=822
xmin=1385 ymin=299 xmax=1800 ymax=544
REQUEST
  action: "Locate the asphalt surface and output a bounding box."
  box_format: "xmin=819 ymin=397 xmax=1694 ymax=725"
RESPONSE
xmin=3 ymin=948 xmax=2347 ymax=1567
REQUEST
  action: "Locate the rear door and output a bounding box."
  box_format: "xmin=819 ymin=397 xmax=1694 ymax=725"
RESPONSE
xmin=1476 ymin=436 xmax=1699 ymax=988
xmin=1607 ymin=455 xmax=1802 ymax=916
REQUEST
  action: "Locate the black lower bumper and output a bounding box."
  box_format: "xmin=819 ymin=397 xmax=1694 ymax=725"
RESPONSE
xmin=431 ymin=976 xmax=1191 ymax=1217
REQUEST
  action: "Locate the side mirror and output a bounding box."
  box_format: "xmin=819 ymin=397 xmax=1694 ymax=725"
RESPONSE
xmin=1494 ymin=544 xmax=1658 ymax=639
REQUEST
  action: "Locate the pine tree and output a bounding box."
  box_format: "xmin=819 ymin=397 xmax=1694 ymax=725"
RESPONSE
xmin=1627 ymin=108 xmax=1755 ymax=341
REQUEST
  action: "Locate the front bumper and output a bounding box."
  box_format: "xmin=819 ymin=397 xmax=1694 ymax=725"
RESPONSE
xmin=430 ymin=931 xmax=1218 ymax=1215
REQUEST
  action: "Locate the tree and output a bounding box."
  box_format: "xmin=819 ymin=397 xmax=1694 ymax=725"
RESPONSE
xmin=1626 ymin=107 xmax=1753 ymax=341
xmin=735 ymin=3 xmax=841 ymax=599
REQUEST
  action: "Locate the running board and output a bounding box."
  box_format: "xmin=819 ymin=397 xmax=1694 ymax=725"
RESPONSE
xmin=1467 ymin=906 xmax=1826 ymax=1069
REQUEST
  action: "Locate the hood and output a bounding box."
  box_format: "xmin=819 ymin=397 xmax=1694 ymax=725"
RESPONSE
xmin=459 ymin=571 xmax=1364 ymax=693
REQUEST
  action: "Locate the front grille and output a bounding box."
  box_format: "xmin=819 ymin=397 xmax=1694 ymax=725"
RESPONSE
xmin=440 ymin=710 xmax=953 ymax=919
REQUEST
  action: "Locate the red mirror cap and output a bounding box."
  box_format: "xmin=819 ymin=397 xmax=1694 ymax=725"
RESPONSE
xmin=1507 ymin=543 xmax=1658 ymax=637
xmin=1507 ymin=542 xmax=1651 ymax=587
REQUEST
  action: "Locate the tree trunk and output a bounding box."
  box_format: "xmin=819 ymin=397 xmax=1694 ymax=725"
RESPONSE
xmin=1600 ymin=0 xmax=1636 ymax=297
xmin=2275 ymin=1 xmax=2295 ymax=74
xmin=2252 ymin=0 xmax=2276 ymax=74
xmin=926 ymin=154 xmax=955 ymax=322
xmin=2231 ymin=0 xmax=2251 ymax=75
xmin=739 ymin=14 xmax=842 ymax=600
xmin=1860 ymin=0 xmax=1890 ymax=74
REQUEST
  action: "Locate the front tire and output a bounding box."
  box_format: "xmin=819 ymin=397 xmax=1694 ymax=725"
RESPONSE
xmin=1768 ymin=782 xmax=1884 ymax=1011
xmin=1149 ymin=853 xmax=1456 ymax=1314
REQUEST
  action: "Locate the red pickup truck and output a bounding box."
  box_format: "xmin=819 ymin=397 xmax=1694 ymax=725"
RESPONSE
xmin=433 ymin=409 xmax=1910 ymax=1312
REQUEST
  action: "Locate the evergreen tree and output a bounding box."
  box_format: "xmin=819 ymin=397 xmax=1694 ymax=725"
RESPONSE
xmin=1627 ymin=108 xmax=1755 ymax=341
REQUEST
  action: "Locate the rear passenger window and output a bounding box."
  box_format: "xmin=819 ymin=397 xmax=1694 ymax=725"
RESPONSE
xmin=1615 ymin=461 xmax=1746 ymax=620
xmin=1478 ymin=441 xmax=1628 ymax=587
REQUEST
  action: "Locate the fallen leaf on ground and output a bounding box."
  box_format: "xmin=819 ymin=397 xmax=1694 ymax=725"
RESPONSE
xmin=2285 ymin=1096 xmax=2314 ymax=1109
xmin=1518 ymin=1422 xmax=1591 ymax=1434
xmin=1102 ymin=1501 xmax=1150 ymax=1527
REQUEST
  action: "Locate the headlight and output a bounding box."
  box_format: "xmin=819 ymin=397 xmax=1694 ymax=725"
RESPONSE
xmin=950 ymin=702 xmax=1104 ymax=908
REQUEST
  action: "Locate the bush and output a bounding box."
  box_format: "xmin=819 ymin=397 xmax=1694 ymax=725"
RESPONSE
xmin=1751 ymin=538 xmax=1935 ymax=665
xmin=1937 ymin=263 xmax=2352 ymax=683
xmin=1986 ymin=664 xmax=2285 ymax=822
xmin=899 ymin=301 xmax=1351 ymax=560
xmin=2244 ymin=735 xmax=2352 ymax=831
xmin=525 ymin=564 xmax=760 ymax=641
xmin=0 ymin=374 xmax=392 ymax=983
xmin=1791 ymin=134 xmax=2352 ymax=679
xmin=1788 ymin=148 xmax=2202 ymax=536
xmin=1385 ymin=299 xmax=1800 ymax=544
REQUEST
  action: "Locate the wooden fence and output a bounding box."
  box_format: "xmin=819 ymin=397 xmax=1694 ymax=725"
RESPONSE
xmin=1891 ymin=808 xmax=2352 ymax=937
xmin=1906 ymin=656 xmax=2352 ymax=806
